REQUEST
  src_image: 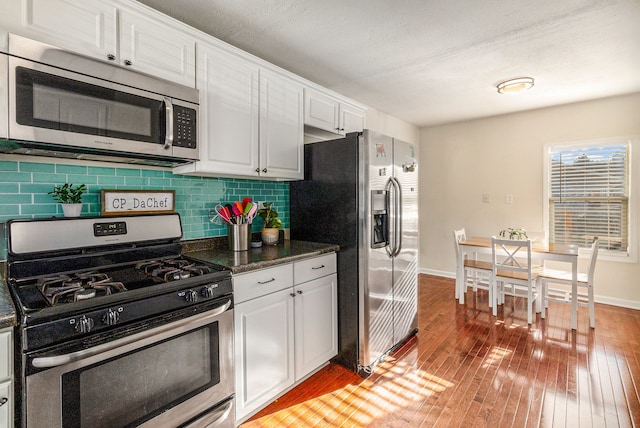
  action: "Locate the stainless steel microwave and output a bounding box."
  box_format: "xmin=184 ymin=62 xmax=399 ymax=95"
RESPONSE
xmin=0 ymin=34 xmax=199 ymax=167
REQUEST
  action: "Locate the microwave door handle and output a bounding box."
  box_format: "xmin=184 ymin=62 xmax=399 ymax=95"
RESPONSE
xmin=163 ymin=97 xmax=174 ymax=150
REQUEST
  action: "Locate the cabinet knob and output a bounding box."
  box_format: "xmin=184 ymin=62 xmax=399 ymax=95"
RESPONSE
xmin=124 ymin=59 xmax=133 ymax=66
xmin=107 ymin=54 xmax=116 ymax=61
xmin=262 ymin=168 xmax=267 ymax=173
xmin=290 ymin=292 xmax=296 ymax=297
xmin=255 ymin=168 xmax=260 ymax=173
xmin=297 ymin=290 xmax=303 ymax=295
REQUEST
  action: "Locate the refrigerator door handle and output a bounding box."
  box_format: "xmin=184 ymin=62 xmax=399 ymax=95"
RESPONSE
xmin=391 ymin=177 xmax=403 ymax=257
xmin=384 ymin=178 xmax=396 ymax=257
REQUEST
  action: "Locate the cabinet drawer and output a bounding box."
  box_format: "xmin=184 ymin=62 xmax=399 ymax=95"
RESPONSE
xmin=234 ymin=264 xmax=294 ymax=304
xmin=294 ymin=253 xmax=336 ymax=285
xmin=0 ymin=329 xmax=11 ymax=381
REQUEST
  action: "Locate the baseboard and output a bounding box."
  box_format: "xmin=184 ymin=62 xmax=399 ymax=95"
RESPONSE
xmin=419 ymin=268 xmax=640 ymax=311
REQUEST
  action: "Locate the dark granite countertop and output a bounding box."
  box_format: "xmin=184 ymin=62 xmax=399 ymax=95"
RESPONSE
xmin=184 ymin=239 xmax=339 ymax=274
xmin=0 ymin=263 xmax=17 ymax=328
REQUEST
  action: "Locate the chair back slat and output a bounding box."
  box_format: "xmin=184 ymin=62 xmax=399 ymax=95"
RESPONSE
xmin=491 ymin=237 xmax=533 ymax=279
xmin=453 ymin=228 xmax=467 ymax=264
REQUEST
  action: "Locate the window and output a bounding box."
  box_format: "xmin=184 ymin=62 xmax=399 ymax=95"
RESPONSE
xmin=546 ymin=138 xmax=635 ymax=260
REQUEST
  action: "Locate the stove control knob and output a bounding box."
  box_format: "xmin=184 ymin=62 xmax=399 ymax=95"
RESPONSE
xmin=102 ymin=309 xmax=120 ymax=326
xmin=185 ymin=290 xmax=198 ymax=302
xmin=201 ymin=285 xmax=214 ymax=299
xmin=75 ymin=316 xmax=95 ymax=334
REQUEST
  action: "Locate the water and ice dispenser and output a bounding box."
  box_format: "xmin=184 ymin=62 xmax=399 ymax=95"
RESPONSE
xmin=371 ymin=190 xmax=388 ymax=248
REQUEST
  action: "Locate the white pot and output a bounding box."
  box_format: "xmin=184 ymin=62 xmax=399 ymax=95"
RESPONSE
xmin=61 ymin=203 xmax=82 ymax=217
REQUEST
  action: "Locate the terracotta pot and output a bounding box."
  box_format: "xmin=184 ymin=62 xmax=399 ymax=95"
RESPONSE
xmin=261 ymin=228 xmax=279 ymax=246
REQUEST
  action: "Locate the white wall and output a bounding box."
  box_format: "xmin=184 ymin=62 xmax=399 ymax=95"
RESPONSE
xmin=419 ymin=92 xmax=640 ymax=309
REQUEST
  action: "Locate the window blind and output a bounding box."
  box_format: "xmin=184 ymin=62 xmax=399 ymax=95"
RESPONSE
xmin=549 ymin=144 xmax=628 ymax=253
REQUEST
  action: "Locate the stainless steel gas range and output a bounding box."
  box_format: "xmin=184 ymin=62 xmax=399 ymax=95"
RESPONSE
xmin=5 ymin=213 xmax=234 ymax=428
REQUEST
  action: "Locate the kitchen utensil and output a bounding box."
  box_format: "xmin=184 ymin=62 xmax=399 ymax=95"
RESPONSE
xmin=242 ymin=197 xmax=252 ymax=208
xmin=243 ymin=202 xmax=252 ymax=215
xmin=246 ymin=204 xmax=258 ymax=223
xmin=225 ymin=204 xmax=235 ymax=223
xmin=215 ymin=205 xmax=232 ymax=224
xmin=234 ymin=201 xmax=244 ymax=216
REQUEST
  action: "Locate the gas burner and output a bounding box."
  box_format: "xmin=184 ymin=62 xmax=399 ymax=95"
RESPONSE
xmin=137 ymin=258 xmax=213 ymax=282
xmin=37 ymin=272 xmax=127 ymax=305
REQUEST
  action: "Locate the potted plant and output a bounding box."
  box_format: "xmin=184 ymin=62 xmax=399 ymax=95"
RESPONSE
xmin=499 ymin=227 xmax=528 ymax=240
xmin=257 ymin=202 xmax=282 ymax=245
xmin=48 ymin=183 xmax=87 ymax=217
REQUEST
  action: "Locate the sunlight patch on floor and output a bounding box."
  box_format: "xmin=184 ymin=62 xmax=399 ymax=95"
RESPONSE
xmin=243 ymin=359 xmax=455 ymax=427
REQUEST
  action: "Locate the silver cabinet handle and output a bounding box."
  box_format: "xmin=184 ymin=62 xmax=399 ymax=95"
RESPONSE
xmin=311 ymin=265 xmax=325 ymax=270
xmin=257 ymin=278 xmax=275 ymax=284
xmin=32 ymin=300 xmax=231 ymax=368
xmin=163 ymin=97 xmax=174 ymax=150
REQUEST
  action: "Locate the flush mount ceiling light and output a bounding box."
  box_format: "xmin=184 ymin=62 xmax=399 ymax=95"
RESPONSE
xmin=496 ymin=77 xmax=534 ymax=94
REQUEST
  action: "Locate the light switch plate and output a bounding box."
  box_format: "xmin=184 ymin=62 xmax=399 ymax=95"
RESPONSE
xmin=505 ymin=194 xmax=513 ymax=204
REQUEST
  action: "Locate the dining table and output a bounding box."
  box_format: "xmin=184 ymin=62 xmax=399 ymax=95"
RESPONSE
xmin=457 ymin=237 xmax=581 ymax=329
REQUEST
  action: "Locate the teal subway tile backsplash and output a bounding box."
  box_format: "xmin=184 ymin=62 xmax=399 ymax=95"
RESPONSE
xmin=0 ymin=160 xmax=290 ymax=259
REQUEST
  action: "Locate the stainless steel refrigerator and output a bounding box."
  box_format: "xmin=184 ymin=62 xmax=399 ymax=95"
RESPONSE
xmin=290 ymin=129 xmax=418 ymax=377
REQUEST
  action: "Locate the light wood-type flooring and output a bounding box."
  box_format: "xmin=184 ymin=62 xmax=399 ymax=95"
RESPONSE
xmin=241 ymin=274 xmax=640 ymax=427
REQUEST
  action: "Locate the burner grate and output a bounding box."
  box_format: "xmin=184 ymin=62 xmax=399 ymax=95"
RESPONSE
xmin=38 ymin=272 xmax=127 ymax=305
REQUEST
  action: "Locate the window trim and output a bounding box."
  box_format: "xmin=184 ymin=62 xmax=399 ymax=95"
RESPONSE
xmin=543 ymin=136 xmax=638 ymax=263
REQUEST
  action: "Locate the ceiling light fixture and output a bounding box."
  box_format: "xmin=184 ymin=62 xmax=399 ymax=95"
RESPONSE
xmin=496 ymin=77 xmax=534 ymax=94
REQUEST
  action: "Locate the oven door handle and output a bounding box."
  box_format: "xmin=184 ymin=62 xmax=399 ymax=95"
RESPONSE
xmin=180 ymin=399 xmax=233 ymax=428
xmin=32 ymin=299 xmax=232 ymax=369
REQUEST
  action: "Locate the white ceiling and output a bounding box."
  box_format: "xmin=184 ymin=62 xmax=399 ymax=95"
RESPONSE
xmin=137 ymin=0 xmax=640 ymax=128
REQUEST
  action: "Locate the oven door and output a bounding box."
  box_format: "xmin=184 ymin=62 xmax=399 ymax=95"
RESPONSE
xmin=24 ymin=298 xmax=234 ymax=428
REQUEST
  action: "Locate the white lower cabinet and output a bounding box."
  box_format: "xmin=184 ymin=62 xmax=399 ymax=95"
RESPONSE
xmin=0 ymin=328 xmax=13 ymax=428
xmin=234 ymin=253 xmax=337 ymax=423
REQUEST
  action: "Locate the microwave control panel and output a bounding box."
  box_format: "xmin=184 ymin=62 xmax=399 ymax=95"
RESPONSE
xmin=173 ymin=106 xmax=197 ymax=149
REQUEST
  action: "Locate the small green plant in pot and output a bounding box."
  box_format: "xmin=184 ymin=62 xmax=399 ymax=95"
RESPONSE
xmin=257 ymin=202 xmax=282 ymax=245
xmin=499 ymin=227 xmax=528 ymax=240
xmin=48 ymin=183 xmax=86 ymax=217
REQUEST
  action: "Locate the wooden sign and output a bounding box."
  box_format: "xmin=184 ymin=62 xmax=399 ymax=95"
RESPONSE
xmin=101 ymin=190 xmax=175 ymax=216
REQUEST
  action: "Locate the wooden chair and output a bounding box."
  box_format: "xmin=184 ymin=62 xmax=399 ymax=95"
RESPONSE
xmin=453 ymin=229 xmax=492 ymax=304
xmin=539 ymin=237 xmax=599 ymax=328
xmin=491 ymin=237 xmax=542 ymax=325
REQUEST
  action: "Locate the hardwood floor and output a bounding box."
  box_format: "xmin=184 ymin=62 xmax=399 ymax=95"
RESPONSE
xmin=241 ymin=274 xmax=640 ymax=427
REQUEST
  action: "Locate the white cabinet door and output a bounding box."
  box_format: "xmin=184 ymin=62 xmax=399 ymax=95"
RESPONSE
xmin=0 ymin=380 xmax=12 ymax=428
xmin=304 ymin=88 xmax=339 ymax=133
xmin=259 ymin=70 xmax=304 ymax=180
xmin=189 ymin=43 xmax=260 ymax=177
xmin=340 ymin=103 xmax=366 ymax=134
xmin=119 ymin=8 xmax=195 ymax=87
xmin=6 ymin=0 xmax=118 ymax=62
xmin=0 ymin=329 xmax=12 ymax=381
xmin=294 ymin=274 xmax=338 ymax=380
xmin=235 ymin=288 xmax=295 ymax=421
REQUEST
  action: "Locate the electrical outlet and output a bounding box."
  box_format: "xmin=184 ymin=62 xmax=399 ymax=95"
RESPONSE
xmin=505 ymin=194 xmax=513 ymax=204
xmin=482 ymin=193 xmax=490 ymax=203
xmin=256 ymin=201 xmax=266 ymax=209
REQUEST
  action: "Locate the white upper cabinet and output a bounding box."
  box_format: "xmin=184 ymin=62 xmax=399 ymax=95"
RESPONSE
xmin=304 ymin=87 xmax=365 ymax=136
xmin=174 ymin=41 xmax=303 ymax=180
xmin=117 ymin=7 xmax=195 ymax=86
xmin=0 ymin=0 xmax=195 ymax=87
xmin=259 ymin=69 xmax=304 ymax=180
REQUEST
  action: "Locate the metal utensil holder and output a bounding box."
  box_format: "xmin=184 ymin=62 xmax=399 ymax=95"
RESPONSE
xmin=228 ymin=223 xmax=251 ymax=251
